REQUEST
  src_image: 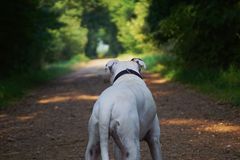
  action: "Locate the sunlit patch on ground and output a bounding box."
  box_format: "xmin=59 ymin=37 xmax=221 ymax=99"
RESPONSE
xmin=202 ymin=123 xmax=240 ymax=133
xmin=161 ymin=118 xmax=240 ymax=133
xmin=38 ymin=95 xmax=98 ymax=104
xmin=150 ymin=78 xmax=169 ymax=84
xmin=0 ymin=114 xmax=8 ymax=119
xmin=161 ymin=118 xmax=203 ymax=126
xmin=143 ymin=73 xmax=169 ymax=84
xmin=38 ymin=96 xmax=69 ymax=104
xmin=15 ymin=111 xmax=44 ymax=122
xmin=16 ymin=115 xmax=35 ymax=122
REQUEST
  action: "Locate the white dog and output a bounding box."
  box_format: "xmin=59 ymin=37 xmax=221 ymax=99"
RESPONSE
xmin=85 ymin=58 xmax=162 ymax=160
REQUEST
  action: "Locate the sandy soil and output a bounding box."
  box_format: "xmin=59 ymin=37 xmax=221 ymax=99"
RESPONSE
xmin=0 ymin=59 xmax=240 ymax=160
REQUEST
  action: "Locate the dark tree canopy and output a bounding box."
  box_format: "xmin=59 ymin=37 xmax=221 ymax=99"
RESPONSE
xmin=0 ymin=0 xmax=239 ymax=78
xmin=146 ymin=0 xmax=240 ymax=68
xmin=0 ymin=0 xmax=61 ymax=76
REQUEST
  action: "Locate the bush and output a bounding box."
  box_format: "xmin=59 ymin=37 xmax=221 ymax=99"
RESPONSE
xmin=147 ymin=0 xmax=240 ymax=69
xmin=143 ymin=53 xmax=240 ymax=106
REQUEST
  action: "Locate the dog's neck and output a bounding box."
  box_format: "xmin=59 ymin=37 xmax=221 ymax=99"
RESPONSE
xmin=112 ymin=69 xmax=143 ymax=84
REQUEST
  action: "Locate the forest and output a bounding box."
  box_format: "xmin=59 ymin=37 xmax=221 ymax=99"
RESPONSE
xmin=0 ymin=0 xmax=240 ymax=105
xmin=1 ymin=1 xmax=240 ymax=159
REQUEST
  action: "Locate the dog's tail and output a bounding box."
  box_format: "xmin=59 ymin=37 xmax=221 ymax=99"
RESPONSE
xmin=98 ymin=102 xmax=113 ymax=160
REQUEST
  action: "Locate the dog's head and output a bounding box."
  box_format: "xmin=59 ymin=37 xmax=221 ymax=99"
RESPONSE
xmin=105 ymin=58 xmax=146 ymax=84
xmin=130 ymin=58 xmax=146 ymax=71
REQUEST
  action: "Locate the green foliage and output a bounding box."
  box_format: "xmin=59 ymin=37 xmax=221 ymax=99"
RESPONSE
xmin=82 ymin=1 xmax=123 ymax=57
xmin=53 ymin=0 xmax=88 ymax=59
xmin=0 ymin=0 xmax=156 ymax=77
xmin=0 ymin=0 xmax=88 ymax=78
xmin=145 ymin=0 xmax=240 ymax=106
xmin=220 ymin=65 xmax=240 ymax=88
xmin=147 ymin=0 xmax=240 ymax=68
xmin=0 ymin=54 xmax=89 ymax=108
xmin=103 ymin=0 xmax=150 ymax=53
xmin=0 ymin=0 xmax=59 ymax=76
xmin=143 ymin=53 xmax=240 ymax=106
xmin=1 ymin=0 xmax=239 ymax=107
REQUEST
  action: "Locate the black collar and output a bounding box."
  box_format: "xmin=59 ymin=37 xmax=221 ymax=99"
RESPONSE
xmin=113 ymin=69 xmax=143 ymax=83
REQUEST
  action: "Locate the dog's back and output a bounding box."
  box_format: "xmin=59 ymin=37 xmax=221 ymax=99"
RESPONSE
xmin=85 ymin=59 xmax=162 ymax=160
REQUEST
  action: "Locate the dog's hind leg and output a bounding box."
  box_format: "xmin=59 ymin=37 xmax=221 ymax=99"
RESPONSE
xmin=85 ymin=116 xmax=100 ymax=160
xmin=113 ymin=143 xmax=122 ymax=160
xmin=145 ymin=115 xmax=162 ymax=160
xmin=124 ymin=138 xmax=140 ymax=160
xmin=111 ymin=121 xmax=122 ymax=160
xmin=111 ymin=120 xmax=140 ymax=160
xmin=113 ymin=134 xmax=140 ymax=160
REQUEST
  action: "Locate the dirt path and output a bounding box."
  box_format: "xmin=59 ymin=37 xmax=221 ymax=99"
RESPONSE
xmin=0 ymin=59 xmax=240 ymax=160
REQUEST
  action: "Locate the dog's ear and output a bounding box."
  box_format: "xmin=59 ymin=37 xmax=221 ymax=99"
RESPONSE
xmin=131 ymin=58 xmax=146 ymax=71
xmin=105 ymin=59 xmax=119 ymax=73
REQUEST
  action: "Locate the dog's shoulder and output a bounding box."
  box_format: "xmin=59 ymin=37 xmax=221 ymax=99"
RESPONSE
xmin=101 ymin=85 xmax=129 ymax=95
xmin=98 ymin=85 xmax=134 ymax=101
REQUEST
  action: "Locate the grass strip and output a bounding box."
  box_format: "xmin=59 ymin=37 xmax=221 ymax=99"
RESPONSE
xmin=0 ymin=54 xmax=89 ymax=108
